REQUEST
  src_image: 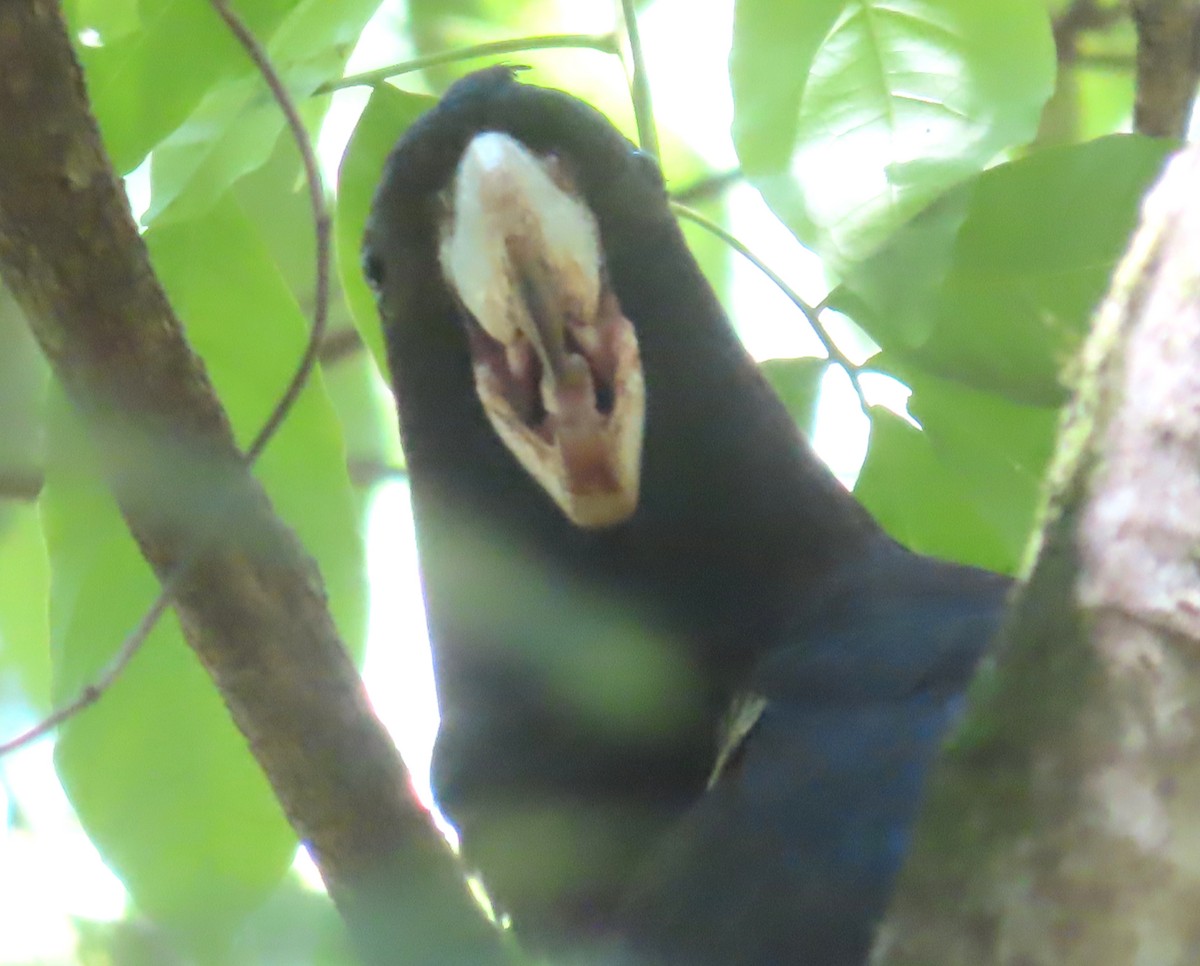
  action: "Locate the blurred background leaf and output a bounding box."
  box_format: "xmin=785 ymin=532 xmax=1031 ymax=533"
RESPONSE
xmin=731 ymin=0 xmax=1057 ymax=271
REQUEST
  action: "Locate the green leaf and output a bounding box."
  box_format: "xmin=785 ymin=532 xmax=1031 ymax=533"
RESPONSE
xmin=44 ymin=389 xmax=296 ymax=951
xmin=231 ymin=874 xmax=353 ymax=965
xmin=323 ymin=347 xmax=406 ymax=484
xmin=146 ymin=0 xmax=381 ymax=225
xmin=336 ymin=85 xmax=437 ymax=375
xmin=1074 ymin=68 xmax=1137 ymax=142
xmin=230 ymin=128 xmax=330 ymax=310
xmin=731 ymin=0 xmax=1056 ymax=269
xmin=730 ymin=0 xmax=845 ymax=172
xmin=759 ymin=356 xmax=827 ymax=435
xmin=231 ymin=133 xmax=403 ymax=482
xmin=902 ymin=364 xmax=1059 ymax=568
xmin=144 ymin=77 xmax=311 ymax=226
xmin=0 ymin=504 xmax=51 ymax=712
xmin=834 ymin=135 xmax=1173 ymax=404
xmin=666 ymin=148 xmax=743 ymax=323
xmin=65 ymin=0 xmax=140 ymax=44
xmin=0 ymin=286 xmax=50 ymax=720
xmin=855 ymin=407 xmax=1015 ymax=573
xmin=67 ymin=0 xmax=298 ymax=173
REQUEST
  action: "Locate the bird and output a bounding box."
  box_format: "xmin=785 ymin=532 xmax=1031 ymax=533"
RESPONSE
xmin=364 ymin=66 xmax=1011 ymax=965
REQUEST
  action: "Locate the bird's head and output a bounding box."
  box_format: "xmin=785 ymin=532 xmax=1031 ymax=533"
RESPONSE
xmin=438 ymin=129 xmax=645 ymax=528
xmin=366 ymin=68 xmax=655 ymax=529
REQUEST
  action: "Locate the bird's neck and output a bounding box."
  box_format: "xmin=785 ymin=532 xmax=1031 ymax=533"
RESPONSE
xmin=604 ymin=211 xmax=884 ymax=575
xmin=391 ymin=206 xmax=887 ymax=665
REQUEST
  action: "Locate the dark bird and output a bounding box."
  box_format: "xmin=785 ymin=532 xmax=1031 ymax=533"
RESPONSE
xmin=364 ymin=67 xmax=1010 ymax=965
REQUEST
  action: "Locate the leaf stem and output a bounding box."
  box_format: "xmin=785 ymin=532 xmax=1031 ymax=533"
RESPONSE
xmin=318 ymin=33 xmax=620 ymax=94
xmin=618 ymin=0 xmax=660 ymax=159
xmin=671 ymin=202 xmax=870 ymax=414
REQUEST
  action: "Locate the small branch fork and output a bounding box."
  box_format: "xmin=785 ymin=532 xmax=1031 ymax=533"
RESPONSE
xmin=672 ymin=203 xmax=871 ymax=415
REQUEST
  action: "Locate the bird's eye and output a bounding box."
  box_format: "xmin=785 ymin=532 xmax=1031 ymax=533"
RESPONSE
xmin=630 ymin=148 xmax=665 ymax=188
xmin=363 ymin=250 xmax=385 ymax=291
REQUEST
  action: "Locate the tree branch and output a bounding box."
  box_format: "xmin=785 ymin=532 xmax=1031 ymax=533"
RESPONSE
xmin=319 ymin=326 xmax=368 ymax=367
xmin=878 ymin=144 xmax=1200 ymax=962
xmin=1054 ymin=0 xmax=1128 ymax=65
xmin=1132 ymin=0 xmax=1200 ymax=136
xmin=0 ymin=4 xmax=507 ymax=963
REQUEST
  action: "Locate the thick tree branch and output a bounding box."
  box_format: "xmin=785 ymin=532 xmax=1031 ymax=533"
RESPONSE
xmin=1132 ymin=0 xmax=1200 ymax=136
xmin=0 ymin=4 xmax=507 ymax=963
xmin=878 ymin=144 xmax=1200 ymax=962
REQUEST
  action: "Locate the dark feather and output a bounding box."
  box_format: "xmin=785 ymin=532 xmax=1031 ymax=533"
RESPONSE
xmin=365 ymin=66 xmax=1010 ymax=963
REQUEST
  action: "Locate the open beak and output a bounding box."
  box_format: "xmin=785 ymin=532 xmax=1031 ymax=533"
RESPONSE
xmin=439 ymin=132 xmax=645 ymax=528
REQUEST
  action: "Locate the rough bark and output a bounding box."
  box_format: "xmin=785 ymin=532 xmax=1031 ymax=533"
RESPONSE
xmin=878 ymin=144 xmax=1200 ymax=963
xmin=0 ymin=3 xmax=508 ymax=963
xmin=1132 ymin=0 xmax=1200 ymax=137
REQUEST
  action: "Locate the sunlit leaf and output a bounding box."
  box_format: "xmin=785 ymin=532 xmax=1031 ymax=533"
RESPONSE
xmin=732 ymin=0 xmax=1056 ymax=269
xmin=66 ymin=0 xmax=298 ymax=173
xmin=901 ymin=363 xmax=1059 ymax=568
xmin=0 ymin=287 xmax=46 ymax=516
xmin=730 ymin=0 xmax=844 ymax=172
xmin=65 ymin=0 xmax=140 ymax=44
xmin=146 ymin=0 xmax=381 ymax=225
xmin=855 ymin=407 xmax=1015 ymax=573
xmin=145 ymin=79 xmax=321 ymax=226
xmin=0 ymin=291 xmax=48 ymax=713
xmin=833 ymin=135 xmax=1173 ymax=404
xmin=407 ymin=0 xmax=552 ymax=88
xmin=232 ymin=134 xmax=403 ymax=483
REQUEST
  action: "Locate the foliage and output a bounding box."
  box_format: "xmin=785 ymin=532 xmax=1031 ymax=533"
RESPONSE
xmin=0 ymin=0 xmax=1169 ymax=961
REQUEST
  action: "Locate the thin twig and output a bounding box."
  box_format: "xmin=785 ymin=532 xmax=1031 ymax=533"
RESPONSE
xmin=211 ymin=0 xmax=330 ymax=460
xmin=671 ymin=202 xmax=870 ymax=414
xmin=318 ymin=33 xmax=620 ymax=94
xmin=0 ymin=0 xmax=332 ymax=758
xmin=619 ymin=0 xmax=660 ymax=159
xmin=671 ymin=168 xmax=743 ymax=205
xmin=0 ymin=590 xmax=176 ymax=754
xmin=318 ymin=327 xmax=365 ymax=366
